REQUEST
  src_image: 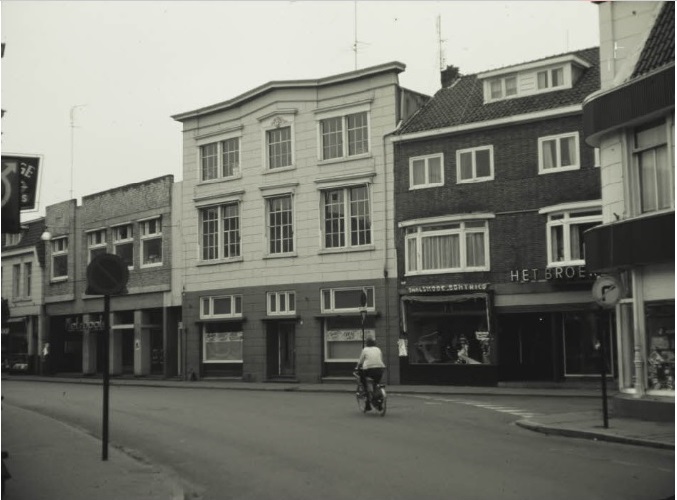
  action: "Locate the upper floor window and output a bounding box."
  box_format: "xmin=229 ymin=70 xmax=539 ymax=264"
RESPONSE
xmin=410 ymin=154 xmax=444 ymax=189
xmin=12 ymin=264 xmax=20 ymax=297
xmin=200 ymin=137 xmax=240 ymax=181
xmin=200 ymin=203 xmax=240 ymax=261
xmin=538 ymin=132 xmax=579 ymax=173
xmin=405 ymin=220 xmax=490 ymax=275
xmin=267 ymin=127 xmax=292 ymax=169
xmin=537 ymin=67 xmax=564 ymax=90
xmin=51 ymin=237 xmax=68 ymax=280
xmin=321 ymin=286 xmax=375 ymax=313
xmin=267 ymin=291 xmax=296 ymax=315
xmin=87 ymin=229 xmax=107 ymax=262
xmin=489 ymin=75 xmax=517 ymax=100
xmin=4 ymin=233 xmax=22 ymax=246
xmin=200 ymin=294 xmax=243 ymax=319
xmin=23 ymin=262 xmax=32 ymax=298
xmin=322 ymin=185 xmax=371 ymax=249
xmin=320 ymin=111 xmax=369 ymax=160
xmin=457 ymin=146 xmax=494 ymax=183
xmin=266 ymin=195 xmax=294 ymax=255
xmin=113 ymin=224 xmax=134 ymax=269
xmin=545 ymin=207 xmax=602 ymax=266
xmin=140 ymin=218 xmax=162 ymax=266
xmin=632 ymin=118 xmax=674 ymax=214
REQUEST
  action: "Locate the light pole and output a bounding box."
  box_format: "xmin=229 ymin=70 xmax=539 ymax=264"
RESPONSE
xmin=359 ymin=288 xmax=368 ymax=348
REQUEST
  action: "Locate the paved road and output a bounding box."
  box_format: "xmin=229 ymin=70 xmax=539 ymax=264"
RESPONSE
xmin=2 ymin=381 xmax=674 ymax=500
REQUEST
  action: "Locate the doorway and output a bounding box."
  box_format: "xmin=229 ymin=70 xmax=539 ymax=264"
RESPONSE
xmin=498 ymin=313 xmax=554 ymax=381
xmin=267 ymin=321 xmax=295 ymax=378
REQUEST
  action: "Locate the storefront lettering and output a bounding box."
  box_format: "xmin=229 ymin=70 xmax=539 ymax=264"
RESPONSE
xmin=407 ymin=283 xmax=489 ymax=293
xmin=509 ymin=266 xmax=597 ymax=283
xmin=65 ymin=317 xmax=105 ymax=332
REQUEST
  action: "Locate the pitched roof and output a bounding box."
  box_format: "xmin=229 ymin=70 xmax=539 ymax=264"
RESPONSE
xmin=397 ymin=47 xmax=600 ymax=135
xmin=631 ymin=2 xmax=675 ymax=78
xmin=1 ymin=218 xmax=47 ymax=267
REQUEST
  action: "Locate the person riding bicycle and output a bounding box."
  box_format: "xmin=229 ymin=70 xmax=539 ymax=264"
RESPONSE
xmin=355 ymin=337 xmax=386 ymax=411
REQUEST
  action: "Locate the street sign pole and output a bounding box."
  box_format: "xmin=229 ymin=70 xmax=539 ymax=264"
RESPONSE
xmin=102 ymin=294 xmax=110 ymax=460
xmin=598 ymin=307 xmax=609 ymax=429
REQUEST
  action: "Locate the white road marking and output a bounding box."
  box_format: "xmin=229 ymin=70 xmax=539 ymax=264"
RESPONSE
xmin=407 ymin=394 xmax=542 ymax=418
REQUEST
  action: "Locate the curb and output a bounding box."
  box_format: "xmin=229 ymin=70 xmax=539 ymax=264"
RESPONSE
xmin=515 ymin=419 xmax=674 ymax=450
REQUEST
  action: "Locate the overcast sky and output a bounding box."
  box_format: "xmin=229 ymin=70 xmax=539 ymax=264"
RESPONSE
xmin=1 ymin=1 xmax=600 ymax=221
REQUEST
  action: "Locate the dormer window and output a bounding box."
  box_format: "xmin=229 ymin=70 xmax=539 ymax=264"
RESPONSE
xmin=537 ymin=67 xmax=564 ymax=90
xmin=489 ymin=75 xmax=517 ymax=100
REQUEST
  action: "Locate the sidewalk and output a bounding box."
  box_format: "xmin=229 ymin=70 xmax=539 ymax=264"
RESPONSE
xmin=4 ymin=374 xmax=674 ymax=451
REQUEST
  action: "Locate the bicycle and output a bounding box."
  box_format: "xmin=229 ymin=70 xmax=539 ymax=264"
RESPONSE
xmin=353 ymin=370 xmax=387 ymax=416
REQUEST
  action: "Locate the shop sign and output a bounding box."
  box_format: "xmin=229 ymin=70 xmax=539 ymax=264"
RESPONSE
xmin=65 ymin=317 xmax=105 ymax=332
xmin=407 ymin=283 xmax=489 ymax=293
xmin=509 ymin=265 xmax=597 ymax=283
xmin=327 ymin=329 xmax=375 ymax=341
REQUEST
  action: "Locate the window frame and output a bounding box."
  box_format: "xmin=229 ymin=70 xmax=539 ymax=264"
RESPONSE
xmin=488 ymin=74 xmax=518 ymax=100
xmin=409 ymin=153 xmax=444 ymax=190
xmin=265 ymin=194 xmax=295 ymax=257
xmin=320 ymin=286 xmax=375 ymax=314
xmin=267 ymin=290 xmax=296 ymax=316
xmin=321 ymin=184 xmax=372 ymax=250
xmin=542 ymin=204 xmax=602 ymax=267
xmin=200 ymin=294 xmax=243 ymax=320
xmin=199 ymin=137 xmax=241 ymax=182
xmin=199 ymin=202 xmax=241 ymax=262
xmin=112 ymin=224 xmax=134 ymax=269
xmin=404 ymin=220 xmax=491 ymax=276
xmin=537 ymin=66 xmax=565 ymax=90
xmin=50 ymin=236 xmax=69 ymax=281
xmin=23 ymin=262 xmax=31 ymax=298
xmin=266 ymin=125 xmax=293 ymax=170
xmin=86 ymin=228 xmax=107 ymax=263
xmin=202 ymin=325 xmax=243 ymax=364
xmin=318 ymin=110 xmax=370 ymax=161
xmin=538 ymin=132 xmax=580 ymax=174
xmin=456 ymin=145 xmax=494 ymax=183
xmin=139 ymin=217 xmax=163 ymax=268
xmin=12 ymin=263 xmax=21 ymax=298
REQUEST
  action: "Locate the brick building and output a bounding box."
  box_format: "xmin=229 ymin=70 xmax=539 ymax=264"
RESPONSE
xmin=172 ymin=63 xmax=428 ymax=383
xmin=583 ymin=1 xmax=674 ymax=419
xmin=1 ymin=218 xmax=47 ymax=374
xmin=392 ymin=48 xmax=608 ymax=385
xmin=42 ymin=175 xmax=181 ymax=377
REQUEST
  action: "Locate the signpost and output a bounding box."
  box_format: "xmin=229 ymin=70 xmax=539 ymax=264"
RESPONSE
xmin=591 ymin=274 xmax=624 ymax=429
xmin=359 ymin=289 xmax=368 ymax=348
xmin=85 ymin=253 xmax=129 ymax=461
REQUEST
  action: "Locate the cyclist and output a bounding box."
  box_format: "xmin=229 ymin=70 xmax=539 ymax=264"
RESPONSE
xmin=355 ymin=337 xmax=386 ymax=411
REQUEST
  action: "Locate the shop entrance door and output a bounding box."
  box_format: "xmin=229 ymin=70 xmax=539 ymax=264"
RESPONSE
xmin=499 ymin=313 xmax=554 ymax=381
xmin=267 ymin=322 xmax=295 ymax=378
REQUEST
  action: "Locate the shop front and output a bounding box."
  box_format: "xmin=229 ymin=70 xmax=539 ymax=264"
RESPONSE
xmin=399 ymin=284 xmax=497 ymax=386
xmin=1 ymin=317 xmax=30 ymax=373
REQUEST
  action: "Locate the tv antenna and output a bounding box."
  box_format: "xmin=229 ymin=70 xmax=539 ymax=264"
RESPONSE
xmin=437 ymin=14 xmax=446 ymax=71
xmin=352 ymin=1 xmax=369 ymax=70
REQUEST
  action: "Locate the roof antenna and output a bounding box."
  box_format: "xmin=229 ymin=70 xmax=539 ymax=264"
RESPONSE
xmin=353 ymin=0 xmax=359 ymax=70
xmin=437 ymin=14 xmax=446 ymax=71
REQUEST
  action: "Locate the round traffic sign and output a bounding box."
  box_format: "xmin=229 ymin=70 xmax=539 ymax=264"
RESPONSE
xmin=86 ymin=253 xmax=129 ymax=295
xmin=592 ymin=275 xmax=623 ymax=309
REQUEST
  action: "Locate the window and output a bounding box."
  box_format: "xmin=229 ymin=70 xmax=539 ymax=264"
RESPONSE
xmin=489 ymin=75 xmax=517 ymax=99
xmin=405 ymin=221 xmax=490 ymax=275
xmin=546 ymin=208 xmax=602 ymax=266
xmin=266 ymin=195 xmax=294 ymax=255
xmin=322 ymin=185 xmax=371 ymax=249
xmin=203 ymin=324 xmax=243 ymax=363
xmin=321 ymin=286 xmax=375 ymax=313
xmin=23 ymin=262 xmax=31 ymax=298
xmin=538 ymin=132 xmax=579 ymax=173
xmin=200 ymin=138 xmax=240 ymax=181
xmin=199 ymin=203 xmax=240 ymax=261
xmin=51 ymin=237 xmax=68 ymax=280
xmin=12 ymin=264 xmax=20 ymax=297
xmin=320 ymin=111 xmax=369 ymax=160
xmin=633 ymin=119 xmax=674 ymax=214
xmin=4 ymin=233 xmax=22 ymax=246
xmin=267 ymin=291 xmax=296 ymax=315
xmin=140 ymin=218 xmax=162 ymax=266
xmin=537 ymin=67 xmax=564 ymax=90
xmin=113 ymin=225 xmax=134 ymax=268
xmin=200 ymin=295 xmax=243 ymax=319
xmin=87 ymin=229 xmax=107 ymax=263
xmin=410 ymin=154 xmax=444 ymax=189
xmin=456 ymin=146 xmax=494 ymax=183
xmin=267 ymin=127 xmax=292 ymax=169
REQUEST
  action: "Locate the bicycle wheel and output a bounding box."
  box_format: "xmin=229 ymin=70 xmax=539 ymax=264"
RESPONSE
xmin=356 ymin=386 xmax=369 ymax=413
xmin=376 ymin=387 xmax=387 ymax=417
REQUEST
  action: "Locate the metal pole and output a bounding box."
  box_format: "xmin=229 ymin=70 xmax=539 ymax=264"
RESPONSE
xmin=598 ymin=308 xmax=609 ymax=429
xmin=102 ymin=294 xmax=110 ymax=460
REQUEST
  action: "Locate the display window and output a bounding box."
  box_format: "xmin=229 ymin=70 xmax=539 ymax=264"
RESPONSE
xmin=202 ymin=322 xmax=243 ymax=363
xmin=403 ymin=295 xmax=494 ymax=365
xmin=324 ymin=316 xmax=375 ymax=362
xmin=562 ymin=311 xmax=614 ymax=377
xmin=645 ymin=301 xmax=675 ymax=391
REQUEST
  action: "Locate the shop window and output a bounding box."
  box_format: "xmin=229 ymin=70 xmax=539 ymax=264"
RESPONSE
xmin=202 ymin=323 xmax=243 ymax=363
xmin=563 ymin=311 xmax=614 ymax=377
xmin=321 ymin=286 xmax=374 ymax=313
xmin=267 ymin=291 xmax=296 ymax=316
xmin=646 ymin=301 xmax=675 ymax=391
xmin=324 ymin=316 xmax=375 ymax=362
xmin=404 ymin=297 xmax=493 ymax=365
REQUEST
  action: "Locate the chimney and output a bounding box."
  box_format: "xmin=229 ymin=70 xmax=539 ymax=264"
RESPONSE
xmin=441 ymin=65 xmax=460 ymax=88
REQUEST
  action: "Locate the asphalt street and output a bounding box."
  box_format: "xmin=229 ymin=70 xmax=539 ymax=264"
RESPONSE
xmin=1 ymin=380 xmax=674 ymax=500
